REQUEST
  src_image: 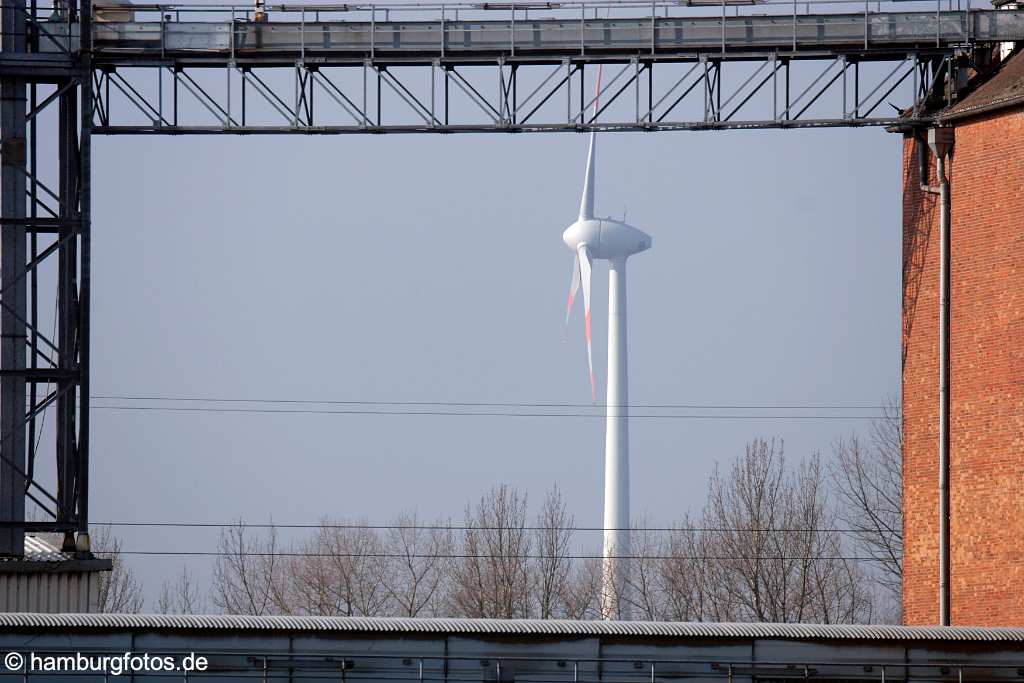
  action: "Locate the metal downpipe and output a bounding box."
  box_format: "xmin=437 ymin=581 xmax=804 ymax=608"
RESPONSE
xmin=937 ymin=151 xmax=950 ymax=627
xmin=926 ymin=127 xmax=953 ymax=626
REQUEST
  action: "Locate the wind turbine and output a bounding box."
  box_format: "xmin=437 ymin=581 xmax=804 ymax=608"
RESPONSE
xmin=562 ymin=69 xmax=652 ymax=620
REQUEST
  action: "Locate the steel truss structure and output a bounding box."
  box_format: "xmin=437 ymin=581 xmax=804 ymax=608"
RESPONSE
xmin=91 ymin=47 xmax=970 ymax=134
xmin=0 ymin=0 xmax=1020 ymax=555
xmin=0 ymin=0 xmax=91 ymax=554
xmin=32 ymin=1 xmax=1024 ymax=134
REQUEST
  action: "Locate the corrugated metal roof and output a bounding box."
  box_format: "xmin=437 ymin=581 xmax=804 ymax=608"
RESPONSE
xmin=2 ymin=614 xmax=1024 ymax=641
xmin=22 ymin=535 xmax=71 ymax=562
xmin=0 ymin=535 xmax=73 ymax=563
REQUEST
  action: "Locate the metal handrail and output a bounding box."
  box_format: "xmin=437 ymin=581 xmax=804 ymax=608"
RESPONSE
xmin=28 ymin=0 xmax=976 ymax=16
xmin=24 ymin=0 xmax=996 ymax=76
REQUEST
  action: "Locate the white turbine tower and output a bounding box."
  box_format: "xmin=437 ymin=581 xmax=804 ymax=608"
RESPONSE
xmin=562 ymin=69 xmax=652 ymax=620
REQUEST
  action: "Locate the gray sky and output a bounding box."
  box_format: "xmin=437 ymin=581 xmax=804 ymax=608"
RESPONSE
xmin=81 ymin=118 xmax=901 ymax=604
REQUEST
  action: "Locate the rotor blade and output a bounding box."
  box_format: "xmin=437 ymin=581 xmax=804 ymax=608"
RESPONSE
xmin=577 ymin=244 xmax=596 ymax=402
xmin=579 ymin=135 xmax=596 ymax=220
xmin=578 ymin=65 xmax=603 ymax=221
xmin=565 ymin=254 xmax=581 ymax=329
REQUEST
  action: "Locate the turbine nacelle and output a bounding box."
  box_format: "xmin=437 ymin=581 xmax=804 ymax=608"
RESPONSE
xmin=561 ymin=133 xmax=653 ymax=403
xmin=562 ymin=218 xmax=652 ymax=261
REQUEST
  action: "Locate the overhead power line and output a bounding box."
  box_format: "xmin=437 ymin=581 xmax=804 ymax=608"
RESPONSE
xmin=91 ymin=395 xmax=892 ymax=411
xmin=87 ymin=405 xmax=885 ymax=420
xmin=99 ymin=550 xmax=893 ymax=563
xmin=93 ymin=521 xmax=896 ymax=535
xmin=30 ymin=395 xmax=898 ymax=420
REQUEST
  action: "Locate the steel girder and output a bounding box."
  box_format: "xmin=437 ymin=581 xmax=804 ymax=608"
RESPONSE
xmin=87 ymin=51 xmax=957 ymax=133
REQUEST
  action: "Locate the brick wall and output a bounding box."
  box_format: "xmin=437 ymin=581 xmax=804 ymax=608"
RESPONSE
xmin=901 ymin=109 xmax=1024 ymax=626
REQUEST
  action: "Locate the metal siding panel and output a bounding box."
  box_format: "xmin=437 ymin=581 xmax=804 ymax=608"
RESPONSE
xmin=0 ymin=572 xmax=104 ymax=613
xmin=0 ymin=575 xmax=11 ymax=612
xmin=18 ymin=575 xmax=29 ymax=612
xmin=47 ymin=573 xmax=58 ymax=613
xmin=87 ymin=572 xmax=100 ymax=613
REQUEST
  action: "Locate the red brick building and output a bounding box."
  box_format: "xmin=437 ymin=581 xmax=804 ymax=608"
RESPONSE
xmin=901 ymin=49 xmax=1024 ymax=626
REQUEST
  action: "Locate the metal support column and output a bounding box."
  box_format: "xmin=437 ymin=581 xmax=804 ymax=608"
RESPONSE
xmin=77 ymin=0 xmax=93 ymax=554
xmin=928 ymin=125 xmax=953 ymax=626
xmin=0 ymin=0 xmax=29 ymax=556
xmin=0 ymin=0 xmax=93 ymax=555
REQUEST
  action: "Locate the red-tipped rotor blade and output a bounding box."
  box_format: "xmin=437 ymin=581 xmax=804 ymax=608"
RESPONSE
xmin=565 ymin=254 xmax=581 ymax=329
xmin=577 ymin=244 xmax=596 ymax=402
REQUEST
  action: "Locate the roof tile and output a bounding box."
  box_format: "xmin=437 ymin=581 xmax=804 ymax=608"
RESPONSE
xmin=942 ymin=48 xmax=1024 ymax=120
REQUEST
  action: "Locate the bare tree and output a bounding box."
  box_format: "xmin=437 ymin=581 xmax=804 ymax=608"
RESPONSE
xmin=702 ymin=439 xmax=874 ymax=623
xmin=196 ymin=440 xmax=893 ymax=623
xmin=211 ymin=520 xmax=281 ymax=615
xmin=532 ymin=486 xmax=575 ymax=619
xmin=286 ymin=520 xmax=387 ymax=616
xmin=381 ymin=511 xmax=453 ymax=617
xmin=91 ymin=526 xmax=144 ymax=613
xmin=559 ymin=555 xmax=602 ymax=619
xmin=156 ymin=584 xmax=172 ymax=614
xmin=704 ymin=439 xmax=788 ymax=621
xmin=788 ymin=454 xmax=874 ymax=624
xmin=624 ymin=518 xmax=664 ymax=620
xmin=658 ymin=514 xmax=726 ymax=621
xmin=448 ymin=484 xmax=532 ymax=618
xmin=830 ymin=397 xmax=903 ymax=620
xmin=158 ymin=565 xmax=205 ymax=614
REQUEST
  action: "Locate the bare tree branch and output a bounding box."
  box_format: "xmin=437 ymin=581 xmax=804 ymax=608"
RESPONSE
xmin=92 ymin=526 xmax=144 ymax=614
xmin=211 ymin=520 xmax=281 ymax=615
xmin=532 ymin=486 xmax=575 ymax=619
xmin=382 ymin=511 xmax=453 ymax=617
xmin=448 ymin=484 xmax=531 ymax=618
xmin=701 ymin=439 xmax=875 ymax=623
xmin=158 ymin=565 xmax=204 ymax=614
xmin=830 ymin=396 xmax=903 ymax=621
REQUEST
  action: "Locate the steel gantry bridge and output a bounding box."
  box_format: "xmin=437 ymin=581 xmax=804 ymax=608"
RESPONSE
xmin=0 ymin=0 xmax=1022 ymax=556
xmin=28 ymin=0 xmax=1024 ymax=133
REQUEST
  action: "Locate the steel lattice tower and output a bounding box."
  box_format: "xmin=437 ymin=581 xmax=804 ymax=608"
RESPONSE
xmin=0 ymin=0 xmax=92 ymax=556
